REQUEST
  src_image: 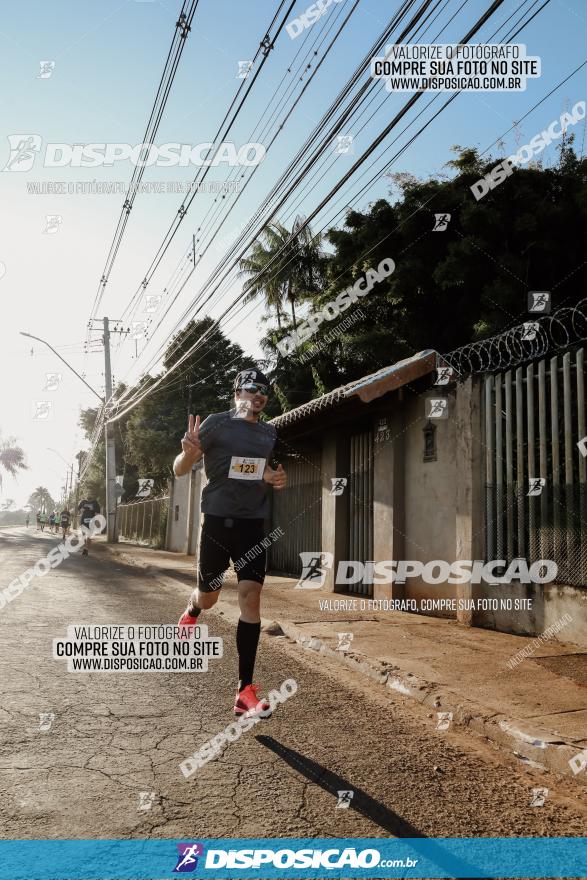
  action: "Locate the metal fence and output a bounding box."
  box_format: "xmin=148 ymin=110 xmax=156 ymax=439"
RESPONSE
xmin=117 ymin=496 xmax=170 ymax=549
xmin=483 ymin=347 xmax=587 ymax=587
xmin=348 ymin=429 xmax=374 ymax=596
xmin=269 ymin=450 xmax=322 ymax=577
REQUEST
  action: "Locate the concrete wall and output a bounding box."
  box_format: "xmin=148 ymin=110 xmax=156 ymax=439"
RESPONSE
xmin=402 ymin=390 xmax=458 ymax=613
xmin=167 ymin=474 xmax=191 ymax=554
xmin=166 ymin=465 xmax=205 ymax=556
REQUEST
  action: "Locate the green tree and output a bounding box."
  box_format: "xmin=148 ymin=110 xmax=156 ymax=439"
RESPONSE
xmin=239 ymin=216 xmax=325 ymax=330
xmin=269 ymin=144 xmax=587 ymax=403
xmin=124 ymin=318 xmax=249 ymax=488
xmin=78 ymin=318 xmax=251 ymax=495
xmin=28 ymin=487 xmax=54 ymax=513
xmin=0 ymin=437 xmax=27 ymax=489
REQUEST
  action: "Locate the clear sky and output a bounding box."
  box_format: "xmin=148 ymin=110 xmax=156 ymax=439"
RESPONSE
xmin=0 ymin=0 xmax=585 ymax=507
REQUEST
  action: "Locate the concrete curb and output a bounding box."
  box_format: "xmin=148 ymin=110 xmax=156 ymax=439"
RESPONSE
xmin=276 ymin=619 xmax=587 ymax=790
xmin=94 ymin=541 xmax=587 ymax=790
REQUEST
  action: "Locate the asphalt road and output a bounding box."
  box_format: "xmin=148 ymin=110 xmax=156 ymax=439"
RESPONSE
xmin=1 ymin=525 xmax=586 ymax=841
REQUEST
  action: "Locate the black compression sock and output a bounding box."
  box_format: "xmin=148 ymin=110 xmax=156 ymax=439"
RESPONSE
xmin=236 ymin=619 xmax=261 ymax=691
xmin=187 ymin=605 xmax=201 ymax=618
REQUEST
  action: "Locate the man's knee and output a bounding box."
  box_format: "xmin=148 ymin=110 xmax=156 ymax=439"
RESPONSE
xmin=195 ymin=588 xmax=220 ymax=609
xmin=239 ymin=580 xmax=262 ymax=606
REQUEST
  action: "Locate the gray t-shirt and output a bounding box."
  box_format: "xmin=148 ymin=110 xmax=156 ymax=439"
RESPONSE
xmin=199 ymin=411 xmax=277 ymax=518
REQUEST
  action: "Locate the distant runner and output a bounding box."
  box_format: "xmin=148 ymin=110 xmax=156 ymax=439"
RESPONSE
xmin=36 ymin=511 xmax=41 ymax=530
xmin=174 ymin=369 xmax=287 ymax=719
xmin=60 ymin=508 xmax=71 ymax=539
xmin=77 ymin=498 xmax=100 ymax=556
xmin=25 ymin=514 xmax=30 ymax=528
xmin=39 ymin=511 xmax=47 ymax=532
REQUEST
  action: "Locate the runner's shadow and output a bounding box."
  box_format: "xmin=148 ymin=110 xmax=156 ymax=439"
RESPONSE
xmin=256 ymin=733 xmax=424 ymax=837
xmin=256 ymin=735 xmax=479 ymax=878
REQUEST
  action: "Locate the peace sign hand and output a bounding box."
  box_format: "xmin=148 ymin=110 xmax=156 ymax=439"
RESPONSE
xmin=181 ymin=413 xmax=202 ymax=460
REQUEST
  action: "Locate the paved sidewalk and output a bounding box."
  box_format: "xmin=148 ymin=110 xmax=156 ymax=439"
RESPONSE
xmin=93 ymin=538 xmax=587 ymax=786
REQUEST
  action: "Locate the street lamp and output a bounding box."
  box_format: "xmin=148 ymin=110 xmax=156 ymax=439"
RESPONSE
xmin=20 ymin=331 xmax=102 ymax=402
xmin=47 ymin=449 xmax=74 ymax=504
xmin=20 ymin=328 xmax=118 ymax=543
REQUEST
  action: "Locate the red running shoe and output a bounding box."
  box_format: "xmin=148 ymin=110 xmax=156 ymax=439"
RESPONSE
xmin=234 ymin=684 xmax=271 ymax=719
xmin=178 ymin=607 xmax=199 ymax=639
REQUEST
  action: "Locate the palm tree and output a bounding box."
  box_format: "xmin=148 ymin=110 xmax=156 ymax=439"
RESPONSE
xmin=29 ymin=486 xmax=53 ymax=514
xmin=0 ymin=437 xmax=27 ymax=489
xmin=238 ymin=216 xmax=324 ymax=331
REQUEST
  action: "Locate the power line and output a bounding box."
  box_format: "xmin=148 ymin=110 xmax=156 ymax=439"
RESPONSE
xmin=107 ymin=0 xmax=519 ymax=422
xmin=117 ymin=0 xmax=437 ymax=389
xmin=88 ymin=0 xmax=200 ymax=323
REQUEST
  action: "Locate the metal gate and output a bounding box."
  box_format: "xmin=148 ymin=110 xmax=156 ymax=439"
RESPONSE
xmin=269 ymin=450 xmax=322 ymax=577
xmin=348 ymin=429 xmax=374 ymax=596
xmin=117 ymin=496 xmax=170 ymax=549
xmin=484 ymin=348 xmax=587 ymax=586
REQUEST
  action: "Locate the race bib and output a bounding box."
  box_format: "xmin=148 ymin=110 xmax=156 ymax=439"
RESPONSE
xmin=228 ymin=456 xmax=265 ymax=481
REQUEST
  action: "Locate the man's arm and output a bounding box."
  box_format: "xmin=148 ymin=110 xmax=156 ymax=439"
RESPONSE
xmin=174 ymin=414 xmax=203 ymax=477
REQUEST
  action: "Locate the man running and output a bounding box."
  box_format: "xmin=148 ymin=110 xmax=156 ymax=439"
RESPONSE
xmin=60 ymin=508 xmax=71 ymax=539
xmin=174 ymin=368 xmax=287 ymax=719
xmin=36 ymin=511 xmax=41 ymax=530
xmin=77 ymin=497 xmax=100 ymax=555
xmin=25 ymin=514 xmax=30 ymax=528
xmin=39 ymin=511 xmax=46 ymax=532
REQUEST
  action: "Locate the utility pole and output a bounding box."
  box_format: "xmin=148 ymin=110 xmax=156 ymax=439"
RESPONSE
xmin=103 ymin=317 xmax=118 ymax=543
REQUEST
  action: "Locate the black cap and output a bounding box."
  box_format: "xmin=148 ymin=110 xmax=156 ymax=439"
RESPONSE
xmin=234 ymin=368 xmax=271 ymax=391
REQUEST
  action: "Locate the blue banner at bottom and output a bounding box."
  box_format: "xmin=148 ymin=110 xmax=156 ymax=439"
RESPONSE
xmin=0 ymin=838 xmax=585 ymax=879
